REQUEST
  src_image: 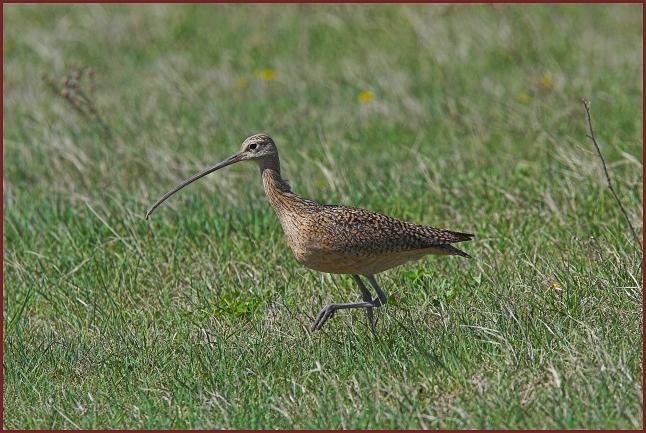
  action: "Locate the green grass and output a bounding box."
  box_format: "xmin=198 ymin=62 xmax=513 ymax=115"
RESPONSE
xmin=3 ymin=4 xmax=643 ymax=429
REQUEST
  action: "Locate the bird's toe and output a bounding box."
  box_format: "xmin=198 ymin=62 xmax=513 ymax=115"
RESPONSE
xmin=311 ymin=305 xmax=336 ymax=331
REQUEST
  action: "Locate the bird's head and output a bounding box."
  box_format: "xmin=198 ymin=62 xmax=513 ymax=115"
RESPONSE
xmin=146 ymin=133 xmax=279 ymax=219
xmin=239 ymin=133 xmax=278 ymax=163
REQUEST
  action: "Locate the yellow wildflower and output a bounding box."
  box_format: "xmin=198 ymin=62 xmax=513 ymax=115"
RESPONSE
xmin=538 ymin=71 xmax=554 ymax=89
xmin=256 ymin=69 xmax=276 ymax=81
xmin=234 ymin=77 xmax=247 ymax=89
xmin=358 ymin=90 xmax=374 ymax=103
xmin=517 ymin=91 xmax=529 ymax=104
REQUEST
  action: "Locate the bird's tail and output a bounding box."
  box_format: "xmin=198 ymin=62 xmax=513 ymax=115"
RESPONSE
xmin=435 ymin=243 xmax=472 ymax=258
xmin=446 ymin=230 xmax=474 ymax=243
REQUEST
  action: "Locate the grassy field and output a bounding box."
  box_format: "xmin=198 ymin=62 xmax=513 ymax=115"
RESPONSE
xmin=3 ymin=4 xmax=643 ymax=429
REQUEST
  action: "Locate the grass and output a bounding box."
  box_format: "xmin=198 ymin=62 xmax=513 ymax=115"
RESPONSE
xmin=3 ymin=4 xmax=643 ymax=429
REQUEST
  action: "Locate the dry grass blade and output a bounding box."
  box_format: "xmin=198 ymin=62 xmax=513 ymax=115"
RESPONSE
xmin=581 ymin=98 xmax=642 ymax=252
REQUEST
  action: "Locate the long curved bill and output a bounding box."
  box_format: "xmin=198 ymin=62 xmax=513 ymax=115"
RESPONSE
xmin=146 ymin=152 xmax=244 ymax=219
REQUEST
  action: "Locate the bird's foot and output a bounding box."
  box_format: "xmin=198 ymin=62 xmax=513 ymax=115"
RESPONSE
xmin=311 ymin=305 xmax=337 ymax=331
xmin=310 ymin=301 xmax=374 ymax=332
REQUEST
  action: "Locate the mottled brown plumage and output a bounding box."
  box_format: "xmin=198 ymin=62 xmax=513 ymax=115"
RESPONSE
xmin=147 ymin=133 xmax=473 ymax=332
xmin=261 ymin=168 xmax=471 ymax=275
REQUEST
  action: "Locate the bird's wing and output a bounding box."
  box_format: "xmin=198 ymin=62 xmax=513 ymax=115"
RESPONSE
xmin=315 ymin=205 xmax=473 ymax=255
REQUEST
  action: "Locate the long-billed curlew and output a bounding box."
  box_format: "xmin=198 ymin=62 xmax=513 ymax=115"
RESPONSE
xmin=146 ymin=134 xmax=473 ymax=331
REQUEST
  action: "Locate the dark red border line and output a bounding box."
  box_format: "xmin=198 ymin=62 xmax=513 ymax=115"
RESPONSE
xmin=1 ymin=1 xmax=645 ymax=4
xmin=1 ymin=1 xmax=644 ymax=432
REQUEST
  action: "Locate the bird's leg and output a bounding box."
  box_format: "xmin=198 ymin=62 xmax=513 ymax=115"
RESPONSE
xmin=352 ymin=275 xmax=375 ymax=332
xmin=310 ymin=275 xmax=389 ymax=332
xmin=366 ymin=275 xmax=387 ymax=307
xmin=311 ymin=301 xmax=374 ymax=332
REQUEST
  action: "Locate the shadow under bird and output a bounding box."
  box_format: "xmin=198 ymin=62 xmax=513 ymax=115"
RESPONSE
xmin=146 ymin=134 xmax=473 ymax=331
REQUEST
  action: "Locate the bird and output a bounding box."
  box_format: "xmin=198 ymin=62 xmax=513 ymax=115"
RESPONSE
xmin=146 ymin=134 xmax=473 ymax=332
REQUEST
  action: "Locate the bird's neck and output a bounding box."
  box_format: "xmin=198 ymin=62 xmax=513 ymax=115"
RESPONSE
xmin=260 ymin=166 xmax=306 ymax=215
xmin=257 ymin=154 xmax=281 ymax=174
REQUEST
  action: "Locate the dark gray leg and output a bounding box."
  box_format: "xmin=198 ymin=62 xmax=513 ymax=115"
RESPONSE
xmin=352 ymin=275 xmax=375 ymax=331
xmin=366 ymin=275 xmax=387 ymax=307
xmin=310 ymin=274 xmax=388 ymax=332
xmin=311 ymin=300 xmax=374 ymax=331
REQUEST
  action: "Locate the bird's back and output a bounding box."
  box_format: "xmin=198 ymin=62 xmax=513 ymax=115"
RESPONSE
xmin=309 ymin=204 xmax=473 ymax=256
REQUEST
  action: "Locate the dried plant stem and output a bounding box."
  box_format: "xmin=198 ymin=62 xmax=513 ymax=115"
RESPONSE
xmin=43 ymin=67 xmax=111 ymax=137
xmin=582 ymin=98 xmax=642 ymax=251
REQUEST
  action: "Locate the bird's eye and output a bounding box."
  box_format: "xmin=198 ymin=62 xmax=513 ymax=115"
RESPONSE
xmin=249 ymin=143 xmax=257 ymax=150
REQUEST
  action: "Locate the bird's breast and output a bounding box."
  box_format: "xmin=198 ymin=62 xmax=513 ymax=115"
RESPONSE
xmin=275 ymin=211 xmax=313 ymax=262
